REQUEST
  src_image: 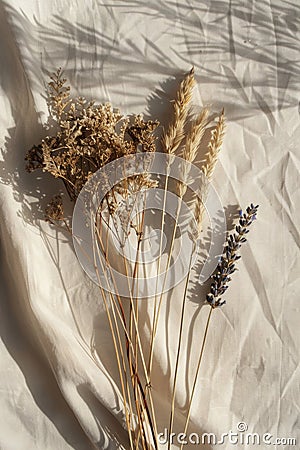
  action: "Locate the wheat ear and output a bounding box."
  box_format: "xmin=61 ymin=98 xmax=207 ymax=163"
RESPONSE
xmin=148 ymin=68 xmax=196 ymax=375
xmin=183 ymin=107 xmax=209 ymax=162
xmin=176 ymin=107 xmax=210 ymax=197
xmin=193 ymin=109 xmax=226 ymax=233
xmin=162 ymin=67 xmax=195 ymax=154
xmin=202 ymin=108 xmax=225 ymax=182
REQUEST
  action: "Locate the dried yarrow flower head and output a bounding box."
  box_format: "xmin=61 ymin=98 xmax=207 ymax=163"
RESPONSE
xmin=44 ymin=194 xmax=64 ymax=223
xmin=47 ymin=68 xmax=71 ymax=121
xmin=206 ymin=203 xmax=259 ymax=308
xmin=25 ymin=69 xmax=159 ymax=209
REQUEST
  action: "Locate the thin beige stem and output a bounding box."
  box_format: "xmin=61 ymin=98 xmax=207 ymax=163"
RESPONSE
xmin=122 ymin=251 xmax=158 ymax=449
xmin=93 ymin=259 xmax=134 ymax=449
xmin=94 ymin=217 xmax=134 ymax=349
xmin=93 ymin=214 xmax=135 ymax=449
xmin=95 ymin=229 xmax=155 ymax=450
xmin=100 ymin=188 xmax=158 ymax=448
xmin=126 ymin=194 xmax=153 ymax=450
xmin=104 ymin=193 xmax=156 ymax=449
xmin=102 ymin=214 xmax=137 ymax=443
xmin=148 ymin=195 xmax=183 ymax=379
xmin=167 ymin=247 xmax=194 ymax=450
xmin=134 ymin=381 xmax=148 ymax=450
xmin=96 ymin=212 xmax=151 ymax=449
xmin=133 ymin=201 xmax=145 ymax=400
xmin=98 ymin=209 xmax=162 ymax=450
xmin=148 ymin=171 xmax=169 ymax=376
xmin=180 ymin=306 xmax=213 ymax=450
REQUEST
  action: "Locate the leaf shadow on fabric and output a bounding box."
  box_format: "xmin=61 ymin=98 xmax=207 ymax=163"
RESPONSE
xmin=97 ymin=0 xmax=300 ymax=119
xmin=5 ymin=0 xmax=300 ymax=124
xmin=0 ymin=2 xmax=269 ymax=448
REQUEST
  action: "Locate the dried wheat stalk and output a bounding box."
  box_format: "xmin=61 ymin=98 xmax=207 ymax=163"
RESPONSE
xmin=192 ymin=109 xmax=226 ymax=236
xmin=202 ymin=108 xmax=226 ymax=182
xmin=161 ymin=67 xmax=195 ymax=155
xmin=26 ymin=68 xmax=258 ymax=450
xmin=183 ymin=107 xmax=209 ymax=162
xmin=149 ymin=68 xmax=196 ymax=378
xmin=176 ymin=107 xmax=209 ymax=197
xmin=167 ymin=108 xmax=225 ymax=449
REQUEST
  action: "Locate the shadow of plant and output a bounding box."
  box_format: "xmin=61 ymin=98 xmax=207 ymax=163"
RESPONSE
xmin=3 ymin=0 xmax=299 ymax=121
xmin=0 ymin=0 xmax=285 ymax=448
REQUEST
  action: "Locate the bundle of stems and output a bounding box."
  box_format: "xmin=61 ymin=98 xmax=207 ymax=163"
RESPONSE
xmin=26 ymin=69 xmax=258 ymax=450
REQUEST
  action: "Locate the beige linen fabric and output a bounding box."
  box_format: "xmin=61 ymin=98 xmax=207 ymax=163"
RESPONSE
xmin=0 ymin=1 xmax=299 ymax=449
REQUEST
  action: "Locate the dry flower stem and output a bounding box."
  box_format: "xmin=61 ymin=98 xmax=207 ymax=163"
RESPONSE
xmin=131 ymin=211 xmax=145 ymax=448
xmin=150 ymin=68 xmax=196 ymax=361
xmin=107 ymin=197 xmax=158 ymax=449
xmin=147 ymin=194 xmax=184 ymax=379
xmin=148 ymin=169 xmax=170 ymax=376
xmin=92 ymin=217 xmax=135 ymax=449
xmin=121 ymin=248 xmax=158 ymax=450
xmin=180 ymin=204 xmax=259 ymax=446
xmin=179 ymin=306 xmax=212 ymax=450
xmin=95 ymin=210 xmax=150 ymax=448
xmin=96 ymin=215 xmax=139 ymax=442
xmin=133 ymin=205 xmax=146 ymax=390
xmin=149 ymin=113 xmax=208 ymax=377
xmin=96 ymin=213 xmax=155 ymax=449
xmin=167 ymin=244 xmax=195 ymax=450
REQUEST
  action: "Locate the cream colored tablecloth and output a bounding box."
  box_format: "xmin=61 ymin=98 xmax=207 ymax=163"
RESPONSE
xmin=0 ymin=1 xmax=299 ymax=449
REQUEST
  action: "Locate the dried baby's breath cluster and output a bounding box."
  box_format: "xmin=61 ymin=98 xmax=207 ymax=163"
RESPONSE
xmin=25 ymin=68 xmax=259 ymax=450
xmin=25 ymin=69 xmax=159 ymax=220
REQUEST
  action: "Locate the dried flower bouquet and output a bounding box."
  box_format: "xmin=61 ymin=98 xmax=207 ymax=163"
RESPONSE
xmin=26 ymin=68 xmax=258 ymax=450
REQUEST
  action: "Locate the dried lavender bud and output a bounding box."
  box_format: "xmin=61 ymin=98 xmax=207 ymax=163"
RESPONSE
xmin=206 ymin=203 xmax=259 ymax=308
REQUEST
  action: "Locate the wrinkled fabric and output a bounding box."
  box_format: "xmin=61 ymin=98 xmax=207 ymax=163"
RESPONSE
xmin=0 ymin=1 xmax=299 ymax=449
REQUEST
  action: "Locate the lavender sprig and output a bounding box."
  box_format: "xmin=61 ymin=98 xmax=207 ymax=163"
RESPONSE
xmin=206 ymin=203 xmax=259 ymax=308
